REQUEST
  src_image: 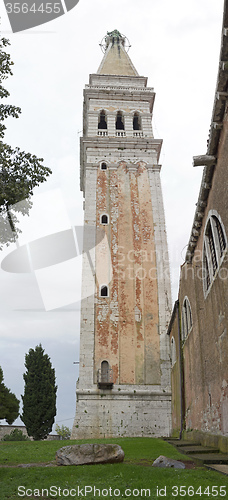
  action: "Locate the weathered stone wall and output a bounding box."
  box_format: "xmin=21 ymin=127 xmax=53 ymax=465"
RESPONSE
xmin=169 ymin=107 xmax=228 ymax=437
xmin=72 ymin=390 xmax=171 ymax=439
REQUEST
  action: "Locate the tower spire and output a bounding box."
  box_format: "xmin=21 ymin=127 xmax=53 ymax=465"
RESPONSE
xmin=97 ymin=30 xmax=139 ymax=76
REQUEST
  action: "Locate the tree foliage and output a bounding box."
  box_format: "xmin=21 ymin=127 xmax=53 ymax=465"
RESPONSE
xmin=0 ymin=366 xmax=20 ymax=424
xmin=0 ymin=37 xmax=52 ymax=246
xmin=21 ymin=344 xmax=57 ymax=440
xmin=55 ymin=423 xmax=71 ymax=440
xmin=2 ymin=428 xmax=29 ymax=441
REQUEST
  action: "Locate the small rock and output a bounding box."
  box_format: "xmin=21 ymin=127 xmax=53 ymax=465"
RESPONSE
xmin=152 ymin=455 xmax=185 ymax=469
xmin=56 ymin=443 xmax=124 ymax=466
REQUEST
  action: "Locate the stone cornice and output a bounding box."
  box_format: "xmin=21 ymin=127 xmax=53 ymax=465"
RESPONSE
xmin=186 ymin=0 xmax=228 ymax=262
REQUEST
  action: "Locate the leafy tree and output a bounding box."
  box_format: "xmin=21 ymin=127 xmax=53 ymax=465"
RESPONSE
xmin=2 ymin=429 xmax=29 ymax=441
xmin=0 ymin=366 xmax=20 ymax=424
xmin=21 ymin=344 xmax=57 ymax=440
xmin=55 ymin=423 xmax=71 ymax=440
xmin=0 ymin=37 xmax=51 ymax=247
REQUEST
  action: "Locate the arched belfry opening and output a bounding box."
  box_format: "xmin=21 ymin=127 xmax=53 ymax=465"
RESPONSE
xmin=98 ymin=110 xmax=107 ymax=130
xmin=116 ymin=111 xmax=124 ymax=130
xmin=133 ymin=112 xmax=141 ymax=131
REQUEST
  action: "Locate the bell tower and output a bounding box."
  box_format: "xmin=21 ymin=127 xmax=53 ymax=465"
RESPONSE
xmin=71 ymin=31 xmax=172 ymax=438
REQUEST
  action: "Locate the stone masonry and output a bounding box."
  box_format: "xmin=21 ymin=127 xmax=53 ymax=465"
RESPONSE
xmin=71 ymin=32 xmax=172 ymax=439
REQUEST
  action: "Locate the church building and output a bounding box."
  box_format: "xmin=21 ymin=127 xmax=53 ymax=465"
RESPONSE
xmin=71 ymin=31 xmax=172 ymax=439
xmin=168 ymin=0 xmax=228 ymax=449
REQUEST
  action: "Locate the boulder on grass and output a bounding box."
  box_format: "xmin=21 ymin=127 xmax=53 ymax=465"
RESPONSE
xmin=152 ymin=455 xmax=185 ymax=469
xmin=56 ymin=443 xmax=124 ymax=466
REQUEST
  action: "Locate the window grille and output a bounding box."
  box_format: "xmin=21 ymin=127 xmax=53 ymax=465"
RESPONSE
xmin=182 ymin=297 xmax=193 ymax=341
xmin=203 ymin=212 xmax=227 ymax=294
xmin=208 ymin=222 xmax=218 ymax=275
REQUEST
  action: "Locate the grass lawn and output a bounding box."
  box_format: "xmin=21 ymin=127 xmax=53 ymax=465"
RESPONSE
xmin=0 ymin=437 xmax=227 ymax=499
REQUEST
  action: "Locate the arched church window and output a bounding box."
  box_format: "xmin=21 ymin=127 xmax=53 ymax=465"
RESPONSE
xmin=101 ymin=214 xmax=108 ymax=225
xmin=101 ymin=162 xmax=107 ymax=170
xmin=133 ymin=112 xmax=141 ymax=131
xmin=98 ymin=110 xmax=107 ymax=130
xmin=100 ymin=285 xmax=108 ymax=297
xmin=181 ymin=297 xmax=192 ymax=341
xmin=171 ymin=337 xmax=176 ymax=367
xmin=203 ymin=211 xmax=227 ymax=295
xmin=116 ymin=111 xmax=125 ymax=130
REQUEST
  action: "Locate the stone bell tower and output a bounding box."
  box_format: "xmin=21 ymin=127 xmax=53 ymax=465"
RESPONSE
xmin=71 ymin=30 xmax=172 ymax=439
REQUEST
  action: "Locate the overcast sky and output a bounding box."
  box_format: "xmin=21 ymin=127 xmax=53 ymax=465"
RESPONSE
xmin=0 ymin=0 xmax=224 ymax=431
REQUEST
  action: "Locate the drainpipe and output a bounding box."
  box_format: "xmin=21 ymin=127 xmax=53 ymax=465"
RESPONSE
xmin=176 ymin=300 xmax=184 ymax=440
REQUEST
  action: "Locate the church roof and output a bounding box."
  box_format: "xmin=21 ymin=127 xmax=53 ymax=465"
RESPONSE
xmin=97 ymin=30 xmax=139 ymax=77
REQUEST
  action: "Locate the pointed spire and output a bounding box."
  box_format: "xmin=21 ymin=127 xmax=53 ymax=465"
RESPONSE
xmin=97 ymin=30 xmax=139 ymax=77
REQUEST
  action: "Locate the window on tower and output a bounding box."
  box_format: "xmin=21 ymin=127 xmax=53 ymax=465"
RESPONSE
xmin=116 ymin=111 xmax=125 ymax=130
xmin=101 ymin=214 xmax=109 ymax=225
xmin=100 ymin=285 xmax=108 ymax=297
xmin=97 ymin=360 xmax=113 ymax=389
xmin=100 ymin=162 xmax=107 ymax=170
xmin=133 ymin=112 xmax=141 ymax=131
xmin=98 ymin=110 xmax=107 ymax=130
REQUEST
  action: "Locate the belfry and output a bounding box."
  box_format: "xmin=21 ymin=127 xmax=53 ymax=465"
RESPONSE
xmin=71 ymin=30 xmax=172 ymax=438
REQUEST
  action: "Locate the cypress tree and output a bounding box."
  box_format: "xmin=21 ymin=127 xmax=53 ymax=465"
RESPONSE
xmin=0 ymin=366 xmax=20 ymax=424
xmin=21 ymin=344 xmax=57 ymax=440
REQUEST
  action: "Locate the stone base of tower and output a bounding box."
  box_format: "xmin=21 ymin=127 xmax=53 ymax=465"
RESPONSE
xmin=71 ymin=386 xmax=171 ymax=439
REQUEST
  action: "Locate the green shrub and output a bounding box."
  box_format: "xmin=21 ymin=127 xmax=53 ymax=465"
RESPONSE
xmin=55 ymin=424 xmax=71 ymax=440
xmin=2 ymin=429 xmax=29 ymax=441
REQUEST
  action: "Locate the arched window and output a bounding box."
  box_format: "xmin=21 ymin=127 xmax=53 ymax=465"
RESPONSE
xmin=97 ymin=360 xmax=113 ymax=388
xmin=98 ymin=110 xmax=107 ymax=130
xmin=101 ymin=360 xmax=109 ymax=383
xmin=100 ymin=285 xmax=108 ymax=297
xmin=182 ymin=297 xmax=192 ymax=341
xmin=171 ymin=337 xmax=176 ymax=367
xmin=133 ymin=112 xmax=141 ymax=131
xmin=101 ymin=214 xmax=108 ymax=225
xmin=101 ymin=162 xmax=107 ymax=170
xmin=116 ymin=111 xmax=124 ymax=130
xmin=203 ymin=212 xmax=227 ymax=294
